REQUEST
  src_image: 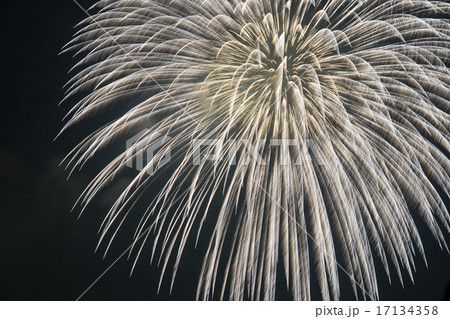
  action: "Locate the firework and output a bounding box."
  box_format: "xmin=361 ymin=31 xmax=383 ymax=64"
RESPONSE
xmin=62 ymin=0 xmax=450 ymax=300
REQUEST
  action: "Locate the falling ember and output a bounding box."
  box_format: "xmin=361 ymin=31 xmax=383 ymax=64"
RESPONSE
xmin=62 ymin=0 xmax=450 ymax=300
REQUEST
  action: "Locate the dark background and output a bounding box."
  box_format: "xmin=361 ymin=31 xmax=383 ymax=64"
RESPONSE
xmin=1 ymin=0 xmax=450 ymax=301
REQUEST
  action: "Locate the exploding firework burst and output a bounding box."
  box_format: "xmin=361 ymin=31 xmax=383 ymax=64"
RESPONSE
xmin=62 ymin=0 xmax=450 ymax=300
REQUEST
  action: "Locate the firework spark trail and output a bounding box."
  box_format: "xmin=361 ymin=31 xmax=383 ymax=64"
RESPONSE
xmin=62 ymin=0 xmax=450 ymax=300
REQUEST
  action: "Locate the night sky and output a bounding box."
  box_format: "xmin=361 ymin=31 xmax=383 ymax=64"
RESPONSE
xmin=2 ymin=0 xmax=450 ymax=301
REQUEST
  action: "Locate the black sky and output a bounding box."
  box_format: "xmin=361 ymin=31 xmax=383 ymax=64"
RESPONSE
xmin=1 ymin=0 xmax=450 ymax=301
